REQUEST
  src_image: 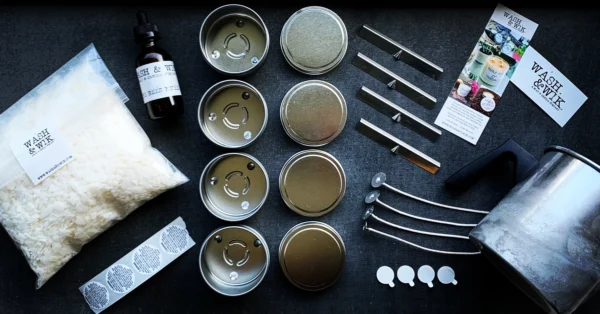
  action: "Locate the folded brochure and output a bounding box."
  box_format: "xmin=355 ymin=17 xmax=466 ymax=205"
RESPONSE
xmin=435 ymin=4 xmax=538 ymax=144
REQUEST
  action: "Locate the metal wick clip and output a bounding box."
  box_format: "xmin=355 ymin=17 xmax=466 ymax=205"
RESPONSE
xmin=358 ymin=24 xmax=443 ymax=80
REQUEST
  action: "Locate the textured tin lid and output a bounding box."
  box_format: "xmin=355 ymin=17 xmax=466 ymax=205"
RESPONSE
xmin=200 ymin=4 xmax=269 ymax=75
xmin=280 ymin=80 xmax=347 ymax=147
xmin=279 ymin=221 xmax=345 ymax=291
xmin=200 ymin=225 xmax=269 ymax=296
xmin=280 ymin=6 xmax=348 ymax=75
xmin=279 ymin=150 xmax=345 ymax=217
xmin=200 ymin=153 xmax=269 ymax=221
xmin=199 ymin=80 xmax=268 ymax=149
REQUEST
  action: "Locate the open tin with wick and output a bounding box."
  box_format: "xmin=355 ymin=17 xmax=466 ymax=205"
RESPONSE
xmin=200 ymin=153 xmax=269 ymax=221
xmin=281 ymin=6 xmax=348 ymax=75
xmin=279 ymin=221 xmax=346 ymax=291
xmin=198 ymin=80 xmax=268 ymax=148
xmin=280 ymin=80 xmax=347 ymax=147
xmin=279 ymin=150 xmax=346 ymax=217
xmin=200 ymin=225 xmax=269 ymax=296
xmin=200 ymin=4 xmax=269 ymax=76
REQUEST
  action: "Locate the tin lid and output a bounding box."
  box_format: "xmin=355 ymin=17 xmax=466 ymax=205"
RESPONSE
xmin=279 ymin=221 xmax=345 ymax=291
xmin=280 ymin=6 xmax=348 ymax=75
xmin=200 ymin=225 xmax=269 ymax=296
xmin=200 ymin=153 xmax=269 ymax=221
xmin=279 ymin=150 xmax=345 ymax=217
xmin=198 ymin=80 xmax=268 ymax=149
xmin=280 ymin=80 xmax=347 ymax=147
xmin=200 ymin=4 xmax=269 ymax=75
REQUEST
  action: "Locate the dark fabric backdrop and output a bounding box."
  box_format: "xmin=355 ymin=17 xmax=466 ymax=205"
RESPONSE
xmin=1 ymin=4 xmax=599 ymax=314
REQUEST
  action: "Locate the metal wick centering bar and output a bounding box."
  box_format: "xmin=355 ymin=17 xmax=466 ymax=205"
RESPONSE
xmin=356 ymin=119 xmax=441 ymax=174
xmin=357 ymin=24 xmax=443 ymax=80
xmin=371 ymin=172 xmax=489 ymax=215
xmin=357 ymin=86 xmax=442 ymax=142
xmin=352 ymin=53 xmax=436 ymax=109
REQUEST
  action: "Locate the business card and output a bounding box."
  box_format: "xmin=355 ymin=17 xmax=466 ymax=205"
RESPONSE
xmin=511 ymin=46 xmax=587 ymax=127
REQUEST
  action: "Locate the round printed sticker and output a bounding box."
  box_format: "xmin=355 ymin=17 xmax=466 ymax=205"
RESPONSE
xmin=82 ymin=281 xmax=110 ymax=311
xmin=132 ymin=245 xmax=162 ymax=275
xmin=106 ymin=264 xmax=135 ymax=294
xmin=160 ymin=225 xmax=189 ymax=254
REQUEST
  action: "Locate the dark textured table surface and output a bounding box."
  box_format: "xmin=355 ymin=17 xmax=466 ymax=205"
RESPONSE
xmin=1 ymin=4 xmax=600 ymax=314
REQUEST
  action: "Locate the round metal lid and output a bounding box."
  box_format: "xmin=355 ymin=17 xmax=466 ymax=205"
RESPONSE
xmin=280 ymin=6 xmax=348 ymax=75
xmin=200 ymin=4 xmax=269 ymax=75
xmin=200 ymin=153 xmax=269 ymax=221
xmin=200 ymin=225 xmax=269 ymax=296
xmin=279 ymin=150 xmax=346 ymax=217
xmin=198 ymin=80 xmax=268 ymax=149
xmin=280 ymin=80 xmax=347 ymax=147
xmin=279 ymin=221 xmax=345 ymax=291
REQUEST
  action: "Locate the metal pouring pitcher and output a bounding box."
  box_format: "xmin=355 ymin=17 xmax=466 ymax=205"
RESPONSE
xmin=469 ymin=146 xmax=600 ymax=314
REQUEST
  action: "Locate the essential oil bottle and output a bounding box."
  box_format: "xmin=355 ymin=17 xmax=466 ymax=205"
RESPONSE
xmin=134 ymin=11 xmax=184 ymax=120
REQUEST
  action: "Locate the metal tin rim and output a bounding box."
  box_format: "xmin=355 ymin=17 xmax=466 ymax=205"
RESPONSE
xmin=199 ymin=152 xmax=269 ymax=221
xmin=280 ymin=6 xmax=348 ymax=75
xmin=199 ymin=4 xmax=270 ymax=76
xmin=545 ymin=146 xmax=600 ymax=173
xmin=279 ymin=149 xmax=346 ymax=217
xmin=279 ymin=80 xmax=347 ymax=147
xmin=199 ymin=225 xmax=270 ymax=296
xmin=278 ymin=221 xmax=346 ymax=291
xmin=198 ymin=79 xmax=268 ymax=149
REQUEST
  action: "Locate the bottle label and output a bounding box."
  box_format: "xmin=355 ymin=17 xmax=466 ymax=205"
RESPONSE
xmin=136 ymin=61 xmax=182 ymax=103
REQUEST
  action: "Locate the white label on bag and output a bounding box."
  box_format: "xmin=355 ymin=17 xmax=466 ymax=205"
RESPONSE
xmin=80 ymin=217 xmax=195 ymax=314
xmin=9 ymin=122 xmax=75 ymax=185
xmin=136 ymin=61 xmax=182 ymax=103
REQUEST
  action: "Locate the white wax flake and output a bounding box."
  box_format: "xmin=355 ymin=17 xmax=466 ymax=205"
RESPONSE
xmin=0 ymin=45 xmax=188 ymax=288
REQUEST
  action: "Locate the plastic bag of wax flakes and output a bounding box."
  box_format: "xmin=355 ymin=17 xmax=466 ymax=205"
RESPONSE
xmin=0 ymin=44 xmax=188 ymax=288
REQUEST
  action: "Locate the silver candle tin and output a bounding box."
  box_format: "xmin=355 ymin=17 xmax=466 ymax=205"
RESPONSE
xmin=200 ymin=4 xmax=270 ymax=76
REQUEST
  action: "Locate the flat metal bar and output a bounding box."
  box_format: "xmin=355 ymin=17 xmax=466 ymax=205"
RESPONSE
xmin=355 ymin=119 xmax=440 ymax=174
xmin=358 ymin=24 xmax=443 ymax=80
xmin=352 ymin=53 xmax=436 ymax=109
xmin=356 ymin=86 xmax=442 ymax=142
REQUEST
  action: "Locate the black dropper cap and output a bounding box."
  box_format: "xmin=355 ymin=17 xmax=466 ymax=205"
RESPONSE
xmin=133 ymin=11 xmax=160 ymax=43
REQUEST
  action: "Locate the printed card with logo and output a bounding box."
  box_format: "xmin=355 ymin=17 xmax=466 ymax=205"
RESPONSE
xmin=9 ymin=122 xmax=75 ymax=185
xmin=511 ymin=46 xmax=587 ymax=127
